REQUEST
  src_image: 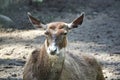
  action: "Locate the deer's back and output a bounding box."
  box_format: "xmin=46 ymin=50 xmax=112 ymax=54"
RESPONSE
xmin=60 ymin=51 xmax=105 ymax=80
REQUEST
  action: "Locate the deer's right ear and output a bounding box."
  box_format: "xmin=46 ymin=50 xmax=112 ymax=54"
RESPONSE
xmin=67 ymin=12 xmax=84 ymax=29
xmin=27 ymin=12 xmax=47 ymax=29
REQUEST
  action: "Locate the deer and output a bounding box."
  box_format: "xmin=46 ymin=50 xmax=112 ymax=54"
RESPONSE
xmin=23 ymin=12 xmax=105 ymax=80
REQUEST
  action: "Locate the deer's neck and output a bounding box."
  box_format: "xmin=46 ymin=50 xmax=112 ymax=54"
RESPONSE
xmin=44 ymin=40 xmax=65 ymax=70
xmin=36 ymin=40 xmax=65 ymax=80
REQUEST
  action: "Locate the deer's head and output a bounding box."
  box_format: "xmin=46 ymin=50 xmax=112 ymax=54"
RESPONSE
xmin=28 ymin=12 xmax=84 ymax=56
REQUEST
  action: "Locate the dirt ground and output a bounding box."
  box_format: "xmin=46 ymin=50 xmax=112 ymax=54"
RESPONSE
xmin=0 ymin=0 xmax=120 ymax=80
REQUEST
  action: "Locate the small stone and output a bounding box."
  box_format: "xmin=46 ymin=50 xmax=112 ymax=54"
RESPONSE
xmin=11 ymin=73 xmax=17 ymax=77
xmin=23 ymin=56 xmax=26 ymax=59
xmin=109 ymin=54 xmax=113 ymax=56
xmin=96 ymin=35 xmax=100 ymax=38
xmin=105 ymin=76 xmax=108 ymax=78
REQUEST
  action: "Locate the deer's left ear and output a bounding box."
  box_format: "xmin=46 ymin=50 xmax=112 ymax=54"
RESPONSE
xmin=67 ymin=12 xmax=84 ymax=29
xmin=27 ymin=12 xmax=47 ymax=29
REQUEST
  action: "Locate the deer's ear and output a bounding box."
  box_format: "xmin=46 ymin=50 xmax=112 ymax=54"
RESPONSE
xmin=67 ymin=12 xmax=84 ymax=29
xmin=27 ymin=12 xmax=46 ymax=29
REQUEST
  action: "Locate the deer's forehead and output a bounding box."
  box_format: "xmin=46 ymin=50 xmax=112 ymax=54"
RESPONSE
xmin=46 ymin=22 xmax=67 ymax=35
xmin=47 ymin=22 xmax=67 ymax=29
xmin=48 ymin=29 xmax=66 ymax=36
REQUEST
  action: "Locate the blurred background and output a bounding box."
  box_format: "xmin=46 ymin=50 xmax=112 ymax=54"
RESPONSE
xmin=0 ymin=0 xmax=119 ymax=30
xmin=0 ymin=0 xmax=120 ymax=80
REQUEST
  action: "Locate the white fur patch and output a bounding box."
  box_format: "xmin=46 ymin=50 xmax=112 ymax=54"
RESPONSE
xmin=45 ymin=40 xmax=65 ymax=57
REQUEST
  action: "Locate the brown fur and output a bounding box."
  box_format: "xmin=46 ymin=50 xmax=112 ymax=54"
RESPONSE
xmin=23 ymin=44 xmax=64 ymax=80
xmin=23 ymin=16 xmax=105 ymax=80
xmin=48 ymin=22 xmax=66 ymax=30
xmin=60 ymin=52 xmax=105 ymax=80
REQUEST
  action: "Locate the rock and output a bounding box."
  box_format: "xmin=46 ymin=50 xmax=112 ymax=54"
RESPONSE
xmin=23 ymin=56 xmax=26 ymax=59
xmin=0 ymin=14 xmax=14 ymax=29
xmin=11 ymin=73 xmax=17 ymax=77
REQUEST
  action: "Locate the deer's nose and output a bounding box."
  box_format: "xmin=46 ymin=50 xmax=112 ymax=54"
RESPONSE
xmin=49 ymin=44 xmax=57 ymax=55
xmin=50 ymin=48 xmax=57 ymax=55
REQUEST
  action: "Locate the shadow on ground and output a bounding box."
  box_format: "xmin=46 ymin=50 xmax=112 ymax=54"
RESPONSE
xmin=0 ymin=59 xmax=25 ymax=66
xmin=0 ymin=78 xmax=22 ymax=80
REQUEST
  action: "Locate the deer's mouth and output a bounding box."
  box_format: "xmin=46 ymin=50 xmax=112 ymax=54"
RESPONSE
xmin=47 ymin=46 xmax=59 ymax=55
xmin=50 ymin=51 xmax=56 ymax=55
